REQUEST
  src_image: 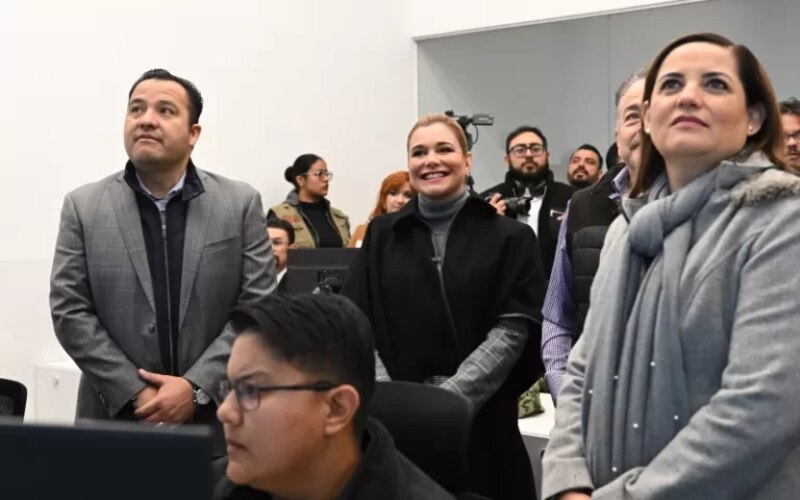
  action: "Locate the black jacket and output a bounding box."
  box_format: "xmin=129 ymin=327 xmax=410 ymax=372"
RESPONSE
xmin=342 ymin=195 xmax=545 ymax=500
xmin=215 ymin=418 xmax=455 ymax=500
xmin=566 ymin=165 xmax=624 ymax=338
xmin=123 ymin=161 xmax=205 ymax=376
xmin=480 ymin=170 xmax=573 ymax=281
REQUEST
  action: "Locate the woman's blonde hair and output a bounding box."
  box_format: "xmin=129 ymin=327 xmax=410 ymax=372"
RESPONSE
xmin=406 ymin=113 xmax=470 ymax=154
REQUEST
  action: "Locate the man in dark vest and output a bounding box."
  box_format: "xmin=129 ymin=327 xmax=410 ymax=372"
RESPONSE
xmin=541 ymin=69 xmax=646 ymax=400
xmin=480 ymin=126 xmax=574 ymax=279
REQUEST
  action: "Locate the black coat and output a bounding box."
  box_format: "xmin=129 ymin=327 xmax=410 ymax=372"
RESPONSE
xmin=215 ymin=418 xmax=455 ymax=500
xmin=480 ymin=170 xmax=574 ymax=281
xmin=566 ymin=164 xmax=624 ymax=338
xmin=342 ymin=195 xmax=546 ymax=500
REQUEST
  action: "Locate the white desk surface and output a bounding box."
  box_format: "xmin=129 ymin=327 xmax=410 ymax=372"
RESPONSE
xmin=518 ymin=393 xmax=556 ymax=439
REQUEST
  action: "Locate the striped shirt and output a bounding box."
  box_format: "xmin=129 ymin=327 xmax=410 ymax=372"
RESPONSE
xmin=541 ymin=166 xmax=630 ymax=399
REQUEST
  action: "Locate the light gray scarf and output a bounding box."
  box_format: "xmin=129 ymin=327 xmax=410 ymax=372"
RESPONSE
xmin=582 ymin=154 xmax=775 ymax=486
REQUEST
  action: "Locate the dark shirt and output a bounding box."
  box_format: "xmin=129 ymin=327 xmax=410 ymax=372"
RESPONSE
xmin=216 ymin=418 xmax=454 ymax=500
xmin=299 ymin=200 xmax=344 ymax=248
xmin=342 ymin=195 xmax=543 ymax=500
xmin=123 ymin=161 xmax=205 ymax=375
xmin=479 ymin=170 xmax=573 ymax=281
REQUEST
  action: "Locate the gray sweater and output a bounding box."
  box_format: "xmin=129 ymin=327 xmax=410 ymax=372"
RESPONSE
xmin=543 ymin=166 xmax=800 ymax=499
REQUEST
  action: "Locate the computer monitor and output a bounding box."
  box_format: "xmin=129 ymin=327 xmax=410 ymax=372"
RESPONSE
xmin=283 ymin=248 xmax=359 ymax=294
xmin=0 ymin=419 xmax=213 ymax=500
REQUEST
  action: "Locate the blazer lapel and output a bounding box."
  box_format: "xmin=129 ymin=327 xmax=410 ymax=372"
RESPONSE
xmin=111 ymin=176 xmax=156 ymax=312
xmin=179 ymin=181 xmax=212 ymax=329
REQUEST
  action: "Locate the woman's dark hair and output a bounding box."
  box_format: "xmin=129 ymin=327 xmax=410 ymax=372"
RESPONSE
xmin=631 ymin=32 xmax=785 ymax=197
xmin=284 ymin=154 xmax=324 ymax=189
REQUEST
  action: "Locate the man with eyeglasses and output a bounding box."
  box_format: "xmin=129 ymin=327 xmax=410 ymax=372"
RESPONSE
xmin=214 ymin=294 xmax=455 ymax=500
xmin=480 ymin=126 xmax=574 ymax=280
xmin=780 ymin=98 xmax=800 ymax=174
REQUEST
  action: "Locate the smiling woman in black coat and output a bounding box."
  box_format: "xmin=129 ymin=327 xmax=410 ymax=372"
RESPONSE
xmin=343 ymin=113 xmax=546 ymax=500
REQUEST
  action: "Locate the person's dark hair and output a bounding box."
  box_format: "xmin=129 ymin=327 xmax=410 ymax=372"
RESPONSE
xmin=779 ymin=97 xmax=800 ymax=117
xmin=570 ymin=144 xmax=604 ymax=170
xmin=505 ymin=126 xmax=548 ymax=153
xmin=631 ymin=33 xmax=784 ymax=197
xmin=128 ymin=69 xmax=204 ymax=126
xmin=606 ymin=143 xmax=619 ymax=169
xmin=229 ymin=294 xmax=376 ymax=432
xmin=284 ymin=154 xmax=324 ymax=190
xmin=267 ymin=217 xmax=295 ymax=246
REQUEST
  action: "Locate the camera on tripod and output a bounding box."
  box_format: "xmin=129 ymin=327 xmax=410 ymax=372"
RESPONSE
xmin=445 ymin=110 xmax=494 ymax=150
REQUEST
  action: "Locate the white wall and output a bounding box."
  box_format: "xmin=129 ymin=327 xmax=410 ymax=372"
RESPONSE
xmin=409 ymin=0 xmax=708 ymax=38
xmin=417 ymin=0 xmax=800 ymax=192
xmin=0 ymin=0 xmax=416 ymax=420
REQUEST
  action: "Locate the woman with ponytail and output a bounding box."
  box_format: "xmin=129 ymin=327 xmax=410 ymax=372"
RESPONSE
xmin=269 ymin=154 xmax=350 ymax=248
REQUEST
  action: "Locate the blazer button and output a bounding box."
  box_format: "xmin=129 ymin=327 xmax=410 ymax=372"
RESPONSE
xmin=147 ymin=323 xmax=156 ymax=334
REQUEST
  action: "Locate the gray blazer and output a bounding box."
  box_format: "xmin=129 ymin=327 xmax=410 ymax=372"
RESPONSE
xmin=50 ymin=167 xmax=276 ymax=421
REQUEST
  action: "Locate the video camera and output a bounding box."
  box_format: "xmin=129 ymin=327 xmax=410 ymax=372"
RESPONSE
xmin=444 ymin=110 xmax=494 ymax=151
xmin=502 ymin=191 xmax=534 ymax=218
xmin=484 ymin=188 xmax=534 ymax=218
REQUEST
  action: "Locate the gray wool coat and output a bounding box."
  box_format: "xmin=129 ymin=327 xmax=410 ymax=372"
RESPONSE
xmin=542 ymin=167 xmax=800 ymax=499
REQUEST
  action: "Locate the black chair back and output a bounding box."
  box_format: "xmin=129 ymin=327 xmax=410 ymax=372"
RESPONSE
xmin=0 ymin=378 xmax=27 ymax=418
xmin=367 ymin=381 xmax=474 ymax=494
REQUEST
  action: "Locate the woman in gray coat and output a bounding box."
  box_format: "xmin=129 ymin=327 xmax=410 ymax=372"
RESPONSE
xmin=543 ymin=32 xmax=800 ymax=500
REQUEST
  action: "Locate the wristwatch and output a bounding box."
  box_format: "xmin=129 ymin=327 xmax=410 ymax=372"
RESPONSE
xmin=193 ymin=386 xmax=211 ymax=406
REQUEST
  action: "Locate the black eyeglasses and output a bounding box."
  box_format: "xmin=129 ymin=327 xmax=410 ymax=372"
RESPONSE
xmin=509 ymin=144 xmax=545 ymax=157
xmin=303 ymin=170 xmax=333 ymax=180
xmin=219 ymin=379 xmax=339 ymax=411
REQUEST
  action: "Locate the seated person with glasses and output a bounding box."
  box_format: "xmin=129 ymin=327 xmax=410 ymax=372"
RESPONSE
xmin=214 ymin=293 xmax=455 ymax=500
xmin=269 ymin=154 xmax=350 ymax=248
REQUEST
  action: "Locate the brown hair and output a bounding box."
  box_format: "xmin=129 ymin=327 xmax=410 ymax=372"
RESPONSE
xmin=370 ymin=171 xmax=415 ymax=218
xmin=630 ymin=33 xmax=785 ymax=197
xmin=407 ymin=113 xmax=470 ymax=155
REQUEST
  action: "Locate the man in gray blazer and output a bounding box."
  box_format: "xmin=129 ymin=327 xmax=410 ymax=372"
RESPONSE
xmin=49 ymin=69 xmax=275 ymax=447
